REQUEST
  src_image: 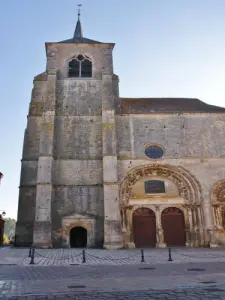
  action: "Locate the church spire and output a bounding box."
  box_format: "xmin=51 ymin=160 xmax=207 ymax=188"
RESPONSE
xmin=73 ymin=4 xmax=83 ymax=39
xmin=59 ymin=4 xmax=101 ymax=44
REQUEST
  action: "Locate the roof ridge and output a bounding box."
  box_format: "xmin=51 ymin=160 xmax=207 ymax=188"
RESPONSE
xmin=119 ymin=98 xmax=225 ymax=114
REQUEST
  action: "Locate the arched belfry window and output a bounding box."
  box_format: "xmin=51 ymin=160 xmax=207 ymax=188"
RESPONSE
xmin=68 ymin=54 xmax=92 ymax=78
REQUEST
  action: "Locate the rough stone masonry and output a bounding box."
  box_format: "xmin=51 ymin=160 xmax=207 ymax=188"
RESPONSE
xmin=15 ymin=14 xmax=225 ymax=249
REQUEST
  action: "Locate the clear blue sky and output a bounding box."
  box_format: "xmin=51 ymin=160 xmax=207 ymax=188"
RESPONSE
xmin=1 ymin=0 xmax=225 ymax=219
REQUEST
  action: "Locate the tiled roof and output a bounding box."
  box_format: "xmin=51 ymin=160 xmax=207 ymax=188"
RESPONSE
xmin=58 ymin=16 xmax=102 ymax=44
xmin=120 ymin=98 xmax=225 ymax=114
xmin=58 ymin=37 xmax=102 ymax=44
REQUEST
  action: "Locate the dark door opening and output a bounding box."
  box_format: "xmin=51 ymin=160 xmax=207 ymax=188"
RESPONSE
xmin=70 ymin=226 xmax=87 ymax=248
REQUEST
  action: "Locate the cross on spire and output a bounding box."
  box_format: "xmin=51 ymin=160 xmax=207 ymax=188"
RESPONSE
xmin=78 ymin=4 xmax=82 ymax=19
xmin=73 ymin=4 xmax=83 ymax=39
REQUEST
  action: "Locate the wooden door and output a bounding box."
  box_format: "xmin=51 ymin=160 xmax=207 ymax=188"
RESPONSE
xmin=162 ymin=207 xmax=186 ymax=247
xmin=133 ymin=208 xmax=156 ymax=248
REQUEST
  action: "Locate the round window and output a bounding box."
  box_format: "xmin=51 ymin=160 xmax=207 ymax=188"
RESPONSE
xmin=145 ymin=145 xmax=164 ymax=159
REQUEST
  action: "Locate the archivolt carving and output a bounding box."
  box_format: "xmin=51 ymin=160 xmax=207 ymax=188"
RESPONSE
xmin=120 ymin=164 xmax=202 ymax=206
xmin=211 ymin=180 xmax=225 ymax=204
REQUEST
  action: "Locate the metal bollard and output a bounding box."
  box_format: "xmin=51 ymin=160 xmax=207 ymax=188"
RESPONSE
xmin=82 ymin=249 xmax=86 ymax=263
xmin=28 ymin=247 xmax=32 ymax=258
xmin=168 ymin=247 xmax=173 ymax=262
xmin=141 ymin=249 xmax=145 ymax=263
xmin=29 ymin=248 xmax=35 ymax=265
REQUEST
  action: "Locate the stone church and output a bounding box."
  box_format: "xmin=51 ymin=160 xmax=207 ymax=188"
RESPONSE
xmin=15 ymin=15 xmax=225 ymax=249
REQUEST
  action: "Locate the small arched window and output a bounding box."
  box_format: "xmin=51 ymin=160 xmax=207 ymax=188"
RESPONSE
xmin=68 ymin=54 xmax=92 ymax=78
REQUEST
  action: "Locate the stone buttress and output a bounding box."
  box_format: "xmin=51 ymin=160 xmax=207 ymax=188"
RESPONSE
xmin=33 ymin=72 xmax=56 ymax=248
xmin=102 ymin=47 xmax=123 ymax=249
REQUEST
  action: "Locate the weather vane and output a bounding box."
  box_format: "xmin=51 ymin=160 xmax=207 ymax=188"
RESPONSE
xmin=78 ymin=4 xmax=82 ymax=18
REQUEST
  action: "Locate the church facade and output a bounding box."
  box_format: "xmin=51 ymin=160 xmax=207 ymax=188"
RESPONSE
xmin=15 ymin=16 xmax=225 ymax=249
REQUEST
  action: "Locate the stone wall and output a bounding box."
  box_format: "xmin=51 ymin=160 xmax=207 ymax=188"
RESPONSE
xmin=15 ymin=78 xmax=46 ymax=246
xmin=54 ymin=81 xmax=103 ymax=159
xmin=117 ymin=113 xmax=225 ymax=195
xmin=52 ymin=78 xmax=104 ymax=246
xmin=46 ymin=43 xmax=112 ymax=79
xmin=47 ymin=43 xmax=115 ymax=247
xmin=16 ymin=41 xmax=116 ymax=247
xmin=52 ymin=186 xmax=104 ymax=247
xmin=15 ymin=187 xmax=36 ymax=246
xmin=116 ymin=113 xmax=225 ymax=246
xmin=116 ymin=114 xmax=225 ymax=159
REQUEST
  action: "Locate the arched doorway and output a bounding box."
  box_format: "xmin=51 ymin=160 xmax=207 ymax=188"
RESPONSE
xmin=162 ymin=207 xmax=186 ymax=246
xmin=70 ymin=226 xmax=87 ymax=248
xmin=133 ymin=208 xmax=156 ymax=248
xmin=211 ymin=180 xmax=225 ymax=229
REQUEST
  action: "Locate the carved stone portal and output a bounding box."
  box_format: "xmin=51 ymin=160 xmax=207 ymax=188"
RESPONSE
xmin=211 ymin=180 xmax=225 ymax=232
xmin=120 ymin=164 xmax=203 ymax=207
xmin=119 ymin=164 xmax=206 ymax=248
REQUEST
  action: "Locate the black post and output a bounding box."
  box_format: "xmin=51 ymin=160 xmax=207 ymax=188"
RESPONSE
xmin=30 ymin=248 xmax=35 ymax=265
xmin=141 ymin=249 xmax=145 ymax=263
xmin=28 ymin=247 xmax=32 ymax=258
xmin=168 ymin=247 xmax=173 ymax=262
xmin=82 ymin=249 xmax=86 ymax=263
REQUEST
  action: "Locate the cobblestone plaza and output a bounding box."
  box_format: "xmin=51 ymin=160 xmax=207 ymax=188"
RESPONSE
xmin=1 ymin=248 xmax=225 ymax=298
xmin=2 ymin=247 xmax=225 ymax=266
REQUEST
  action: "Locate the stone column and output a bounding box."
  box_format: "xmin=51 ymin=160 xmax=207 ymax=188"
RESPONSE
xmin=187 ymin=207 xmax=195 ymax=247
xmin=183 ymin=207 xmax=191 ymax=247
xmin=218 ymin=206 xmax=224 ymax=229
xmin=102 ymin=47 xmax=123 ymax=249
xmin=121 ymin=209 xmax=126 ymax=232
xmin=217 ymin=206 xmax=222 ymax=228
xmin=155 ymin=206 xmax=166 ymax=248
xmin=202 ymin=200 xmax=218 ymax=247
xmin=33 ymin=73 xmax=56 ymax=248
xmin=192 ymin=206 xmax=199 ymax=247
xmin=197 ymin=205 xmax=205 ymax=246
xmin=125 ymin=206 xmax=135 ymax=248
xmin=214 ymin=205 xmax=223 ymax=229
xmin=212 ymin=205 xmax=217 ymax=228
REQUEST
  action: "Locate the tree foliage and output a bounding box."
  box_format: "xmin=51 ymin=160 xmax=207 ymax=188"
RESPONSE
xmin=4 ymin=218 xmax=16 ymax=239
xmin=3 ymin=234 xmax=9 ymax=244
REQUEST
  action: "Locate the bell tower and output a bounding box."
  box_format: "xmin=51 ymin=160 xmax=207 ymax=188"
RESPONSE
xmin=16 ymin=8 xmax=123 ymax=248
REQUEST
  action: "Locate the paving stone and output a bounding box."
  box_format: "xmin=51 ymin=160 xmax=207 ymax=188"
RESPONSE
xmin=2 ymin=248 xmax=225 ymax=299
xmin=1 ymin=247 xmax=225 ymax=266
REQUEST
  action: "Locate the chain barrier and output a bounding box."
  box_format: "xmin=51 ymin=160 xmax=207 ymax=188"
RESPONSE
xmin=28 ymin=248 xmax=79 ymax=265
xmin=165 ymin=248 xmax=222 ymax=262
xmin=172 ymin=248 xmax=225 ymax=259
xmin=85 ymin=252 xmax=141 ymax=261
xmin=28 ymin=248 xmax=147 ymax=265
xmin=26 ymin=247 xmax=225 ymax=265
xmin=34 ymin=251 xmax=82 ymax=261
xmin=29 ymin=248 xmax=83 ymax=265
